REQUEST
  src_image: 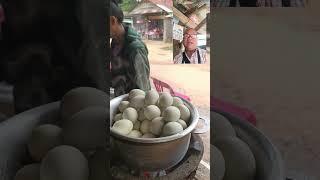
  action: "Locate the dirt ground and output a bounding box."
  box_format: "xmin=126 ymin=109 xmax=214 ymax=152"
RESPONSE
xmin=212 ymin=8 xmax=320 ymax=179
xmin=144 ymin=40 xmax=211 ymax=179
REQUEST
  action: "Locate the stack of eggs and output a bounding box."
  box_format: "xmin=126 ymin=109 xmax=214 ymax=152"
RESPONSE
xmin=14 ymin=87 xmax=108 ymax=180
xmin=111 ymin=89 xmax=192 ymax=138
xmin=211 ymin=111 xmax=256 ymax=180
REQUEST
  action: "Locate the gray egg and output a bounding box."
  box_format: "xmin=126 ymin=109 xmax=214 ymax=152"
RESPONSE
xmin=144 ymin=105 xmax=161 ymax=120
xmin=140 ymin=120 xmax=151 ymax=134
xmin=129 ymin=95 xmax=145 ymax=110
xmin=214 ymin=137 xmax=256 ymax=180
xmin=122 ymin=107 xmax=138 ymax=124
xmin=150 ymin=117 xmax=165 ymax=136
xmin=40 ymin=145 xmax=89 ymax=180
xmin=133 ymin=121 xmax=141 ymax=131
xmin=60 ymin=87 xmax=108 ymax=122
xmin=28 ymin=124 xmax=62 ymax=162
xmin=111 ymin=119 xmax=133 ymax=135
xmin=163 ymin=106 xmax=180 ymax=122
xmin=177 ymin=119 xmax=187 ymax=129
xmin=141 ymin=133 xmax=156 ymax=138
xmin=177 ymin=105 xmax=190 ymax=122
xmin=129 ymin=89 xmax=145 ymax=100
xmin=162 ymin=122 xmax=183 ymax=136
xmin=14 ymin=163 xmax=40 ymax=180
xmin=62 ymin=107 xmax=107 ymax=151
xmin=158 ymin=92 xmax=173 ymax=108
xmin=138 ymin=109 xmax=146 ymax=121
xmin=145 ymin=89 xmax=159 ymax=105
xmin=128 ymin=130 xmax=142 ymax=138
xmin=211 ymin=111 xmax=236 ymax=139
xmin=118 ymin=101 xmax=129 ymax=113
xmin=211 ymin=145 xmax=225 ymax=180
xmin=172 ymin=97 xmax=184 ymax=107
xmin=88 ymin=148 xmax=110 ymax=180
xmin=113 ymin=113 xmax=122 ymax=122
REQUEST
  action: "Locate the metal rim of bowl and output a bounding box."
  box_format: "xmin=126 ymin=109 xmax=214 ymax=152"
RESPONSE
xmin=110 ymin=94 xmax=200 ymax=143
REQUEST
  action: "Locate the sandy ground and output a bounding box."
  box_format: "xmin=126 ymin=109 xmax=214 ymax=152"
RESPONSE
xmin=212 ymin=8 xmax=320 ymax=179
xmin=144 ymin=40 xmax=211 ymax=179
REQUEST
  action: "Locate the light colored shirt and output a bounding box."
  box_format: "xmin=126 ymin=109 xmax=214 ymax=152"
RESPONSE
xmin=173 ymin=48 xmax=207 ymax=64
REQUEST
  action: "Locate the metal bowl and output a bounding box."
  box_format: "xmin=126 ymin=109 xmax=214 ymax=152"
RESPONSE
xmin=110 ymin=94 xmax=200 ymax=172
xmin=212 ymin=110 xmax=285 ymax=180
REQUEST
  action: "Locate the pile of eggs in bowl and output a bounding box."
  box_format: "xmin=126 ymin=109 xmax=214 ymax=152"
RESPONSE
xmin=111 ymin=89 xmax=192 ymax=138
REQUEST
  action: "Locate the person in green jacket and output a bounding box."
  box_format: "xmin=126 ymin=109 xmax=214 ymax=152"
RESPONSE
xmin=110 ymin=0 xmax=151 ymax=96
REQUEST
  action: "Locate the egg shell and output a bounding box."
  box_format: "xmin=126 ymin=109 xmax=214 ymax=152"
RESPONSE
xmin=158 ymin=92 xmax=173 ymax=108
xmin=141 ymin=133 xmax=156 ymax=138
xmin=163 ymin=106 xmax=181 ymax=122
xmin=60 ymin=87 xmax=108 ymax=122
xmin=122 ymin=107 xmax=138 ymax=124
xmin=114 ymin=113 xmax=122 ymax=122
xmin=140 ymin=120 xmax=151 ymax=134
xmin=133 ymin=121 xmax=141 ymax=131
xmin=62 ymin=107 xmax=107 ymax=150
xmin=28 ymin=124 xmax=62 ymax=162
xmin=111 ymin=119 xmax=133 ymax=135
xmin=14 ymin=163 xmax=40 ymax=180
xmin=150 ymin=117 xmax=165 ymax=136
xmin=129 ymin=89 xmax=145 ymax=99
xmin=129 ymin=95 xmax=145 ymax=110
xmin=172 ymin=97 xmax=184 ymax=107
xmin=177 ymin=105 xmax=191 ymax=122
xmin=177 ymin=119 xmax=187 ymax=129
xmin=128 ymin=130 xmax=142 ymax=138
xmin=138 ymin=109 xmax=146 ymax=121
xmin=144 ymin=105 xmax=161 ymax=120
xmin=162 ymin=122 xmax=183 ymax=136
xmin=145 ymin=89 xmax=159 ymax=105
xmin=118 ymin=101 xmax=130 ymax=113
xmin=40 ymin=145 xmax=89 ymax=180
xmin=214 ymin=137 xmax=256 ymax=180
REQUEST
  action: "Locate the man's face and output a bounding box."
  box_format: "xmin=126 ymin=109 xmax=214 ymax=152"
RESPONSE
xmin=183 ymin=29 xmax=198 ymax=51
xmin=110 ymin=16 xmax=117 ymax=38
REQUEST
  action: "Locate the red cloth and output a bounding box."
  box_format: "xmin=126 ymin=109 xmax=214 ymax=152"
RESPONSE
xmin=211 ymin=97 xmax=257 ymax=126
xmin=0 ymin=4 xmax=5 ymax=23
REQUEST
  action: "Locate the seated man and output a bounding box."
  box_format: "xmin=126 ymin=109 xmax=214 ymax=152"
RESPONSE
xmin=173 ymin=28 xmax=207 ymax=64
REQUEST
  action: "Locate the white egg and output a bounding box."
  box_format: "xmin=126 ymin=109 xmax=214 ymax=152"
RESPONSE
xmin=178 ymin=105 xmax=191 ymax=122
xmin=111 ymin=119 xmax=133 ymax=135
xmin=138 ymin=109 xmax=146 ymax=121
xmin=162 ymin=122 xmax=183 ymax=137
xmin=129 ymin=95 xmax=145 ymax=110
xmin=150 ymin=117 xmax=165 ymax=136
xmin=140 ymin=120 xmax=151 ymax=134
xmin=163 ymin=106 xmax=180 ymax=122
xmin=172 ymin=97 xmax=184 ymax=107
xmin=133 ymin=121 xmax=141 ymax=131
xmin=118 ymin=101 xmax=130 ymax=113
xmin=142 ymin=133 xmax=156 ymax=138
xmin=129 ymin=89 xmax=145 ymax=99
xmin=177 ymin=119 xmax=188 ymax=129
xmin=144 ymin=105 xmax=161 ymax=120
xmin=128 ymin=130 xmax=142 ymax=138
xmin=158 ymin=92 xmax=173 ymax=108
xmin=145 ymin=89 xmax=159 ymax=105
xmin=28 ymin=124 xmax=62 ymax=162
xmin=14 ymin=163 xmax=40 ymax=180
xmin=40 ymin=145 xmax=89 ymax=180
xmin=113 ymin=113 xmax=122 ymax=122
xmin=122 ymin=108 xmax=138 ymax=124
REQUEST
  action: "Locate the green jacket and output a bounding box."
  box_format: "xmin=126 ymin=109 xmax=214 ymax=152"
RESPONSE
xmin=111 ymin=26 xmax=151 ymax=96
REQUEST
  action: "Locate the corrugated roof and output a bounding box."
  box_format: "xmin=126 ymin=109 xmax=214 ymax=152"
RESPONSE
xmin=129 ymin=2 xmax=171 ymax=15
